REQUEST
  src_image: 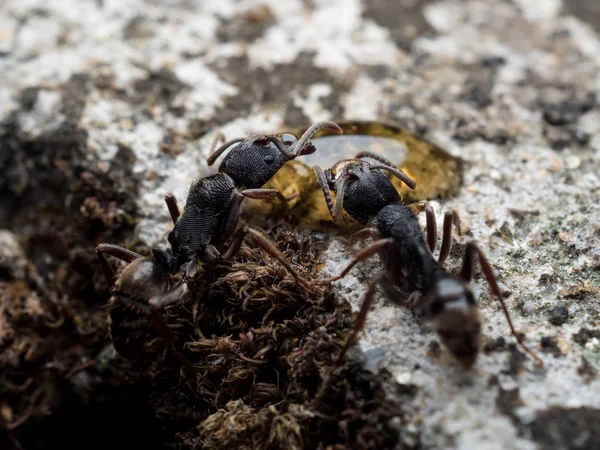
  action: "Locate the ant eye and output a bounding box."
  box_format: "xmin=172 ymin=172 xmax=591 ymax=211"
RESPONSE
xmin=281 ymin=133 xmax=297 ymax=146
xmin=264 ymin=154 xmax=275 ymax=163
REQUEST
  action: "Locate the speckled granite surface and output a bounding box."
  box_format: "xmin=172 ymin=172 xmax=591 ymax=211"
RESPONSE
xmin=1 ymin=0 xmax=599 ymax=448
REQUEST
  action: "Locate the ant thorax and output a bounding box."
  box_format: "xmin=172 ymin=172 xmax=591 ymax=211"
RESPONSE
xmin=168 ymin=173 xmax=236 ymax=261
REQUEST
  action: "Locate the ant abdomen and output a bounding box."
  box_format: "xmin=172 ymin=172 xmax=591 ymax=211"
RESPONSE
xmin=96 ymin=249 xmax=185 ymax=363
xmin=107 ymin=293 xmax=156 ymax=361
xmin=427 ymin=278 xmax=482 ymax=369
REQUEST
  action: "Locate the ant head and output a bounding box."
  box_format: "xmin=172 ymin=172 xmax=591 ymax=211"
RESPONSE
xmin=428 ymin=276 xmax=482 ymax=369
xmin=208 ymin=121 xmax=342 ymax=189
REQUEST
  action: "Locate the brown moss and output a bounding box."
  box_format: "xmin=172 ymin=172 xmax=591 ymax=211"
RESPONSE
xmin=131 ymin=224 xmax=409 ymax=449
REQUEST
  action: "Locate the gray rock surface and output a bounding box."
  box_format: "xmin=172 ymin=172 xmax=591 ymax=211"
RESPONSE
xmin=2 ymin=0 xmax=599 ymax=448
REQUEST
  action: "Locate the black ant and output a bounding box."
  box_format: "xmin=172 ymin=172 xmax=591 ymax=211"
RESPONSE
xmin=164 ymin=120 xmax=342 ymax=274
xmin=313 ymin=152 xmax=544 ymax=373
xmin=95 ymin=122 xmax=341 ymax=361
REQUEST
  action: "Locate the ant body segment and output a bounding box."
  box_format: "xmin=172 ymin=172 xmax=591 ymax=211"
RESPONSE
xmin=207 ymin=121 xmax=342 ymax=189
xmin=95 ymin=243 xmax=190 ymax=364
xmin=313 ymin=153 xmax=543 ymax=371
xmin=313 ymin=150 xmax=416 ymax=226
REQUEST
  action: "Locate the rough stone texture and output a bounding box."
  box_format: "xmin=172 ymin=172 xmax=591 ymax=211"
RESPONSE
xmin=1 ymin=0 xmax=599 ymax=449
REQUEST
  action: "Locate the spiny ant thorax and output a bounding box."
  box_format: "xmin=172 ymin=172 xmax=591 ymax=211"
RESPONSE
xmin=167 ymin=173 xmax=236 ymax=263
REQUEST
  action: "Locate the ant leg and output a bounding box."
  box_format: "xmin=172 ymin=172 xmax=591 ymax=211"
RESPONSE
xmin=210 ymin=130 xmax=226 ymax=152
xmin=206 ymin=136 xmax=244 ymax=166
xmin=331 ymin=175 xmax=349 ymax=221
xmin=379 ymin=257 xmax=412 ymax=307
xmin=221 ymin=192 xmax=245 ymax=244
xmin=240 ymin=188 xmax=292 ymax=202
xmin=149 ymin=300 xmax=192 ymax=367
xmin=220 ymin=188 xmax=291 ymax=245
xmin=202 ymin=245 xmax=222 ymax=262
xmin=378 ymin=249 xmax=422 ymax=308
xmin=460 ymin=241 xmax=544 ymax=367
xmin=219 ymin=226 xmax=247 ymax=260
xmin=96 ymin=244 xmax=141 ymax=262
xmin=164 ymin=193 xmax=180 ymax=224
xmin=142 ymin=274 xmax=191 ymax=365
xmin=348 ymin=227 xmax=381 ymax=245
xmin=438 ymin=210 xmax=461 ymax=266
xmin=319 ymin=238 xmax=395 ymax=283
xmin=410 ymin=202 xmax=438 ymax=254
xmin=379 ymin=276 xmax=411 ymax=307
xmin=336 ymin=274 xmax=384 ymax=363
xmin=221 ymin=225 xmax=307 ymax=284
xmin=314 ymin=272 xmax=385 ymax=404
xmin=265 ymin=136 xmax=295 ymax=159
xmin=356 ymin=151 xmax=416 ymax=189
xmin=95 ymin=244 xmax=142 ymax=288
xmin=267 ymin=121 xmax=342 ymax=161
xmin=355 ymin=150 xmax=398 ymax=169
xmin=313 ymin=165 xmax=350 ymax=221
xmin=368 ymin=164 xmax=416 ymax=190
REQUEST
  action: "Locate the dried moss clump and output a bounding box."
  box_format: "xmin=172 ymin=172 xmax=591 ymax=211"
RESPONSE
xmin=143 ymin=224 xmax=410 ymax=449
